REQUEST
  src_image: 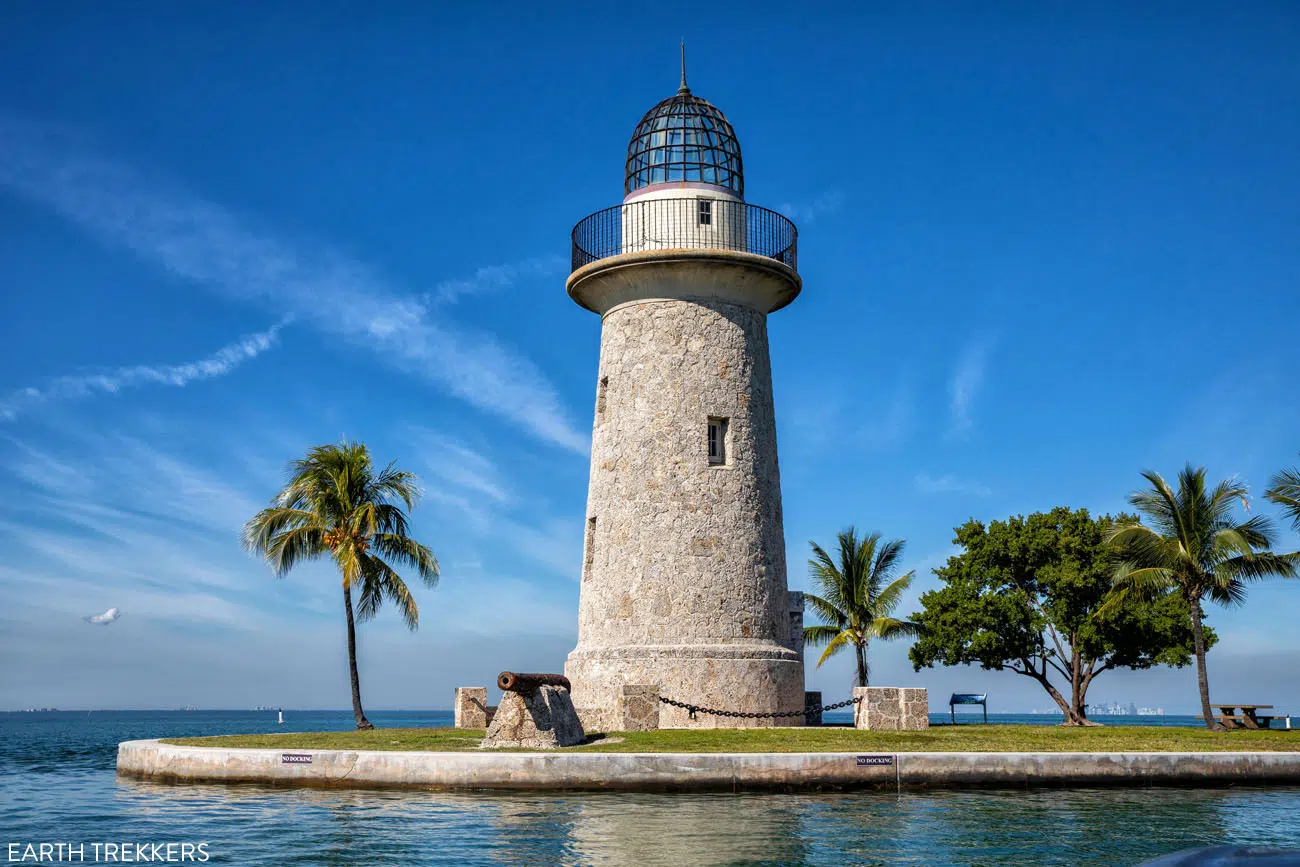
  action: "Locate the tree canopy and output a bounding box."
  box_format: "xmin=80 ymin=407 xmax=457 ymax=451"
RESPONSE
xmin=803 ymin=528 xmax=919 ymax=688
xmin=909 ymin=506 xmax=1207 ymax=725
xmin=243 ymin=441 xmax=438 ymax=730
xmin=1266 ymin=457 xmax=1300 ymax=534
xmin=1107 ymin=466 xmax=1293 ymax=730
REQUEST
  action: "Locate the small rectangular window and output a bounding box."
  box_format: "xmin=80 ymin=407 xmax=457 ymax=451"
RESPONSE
xmin=583 ymin=517 xmax=597 ymax=581
xmin=596 ymin=376 xmax=609 ymax=419
xmin=698 ymin=199 xmax=713 ymax=225
xmin=708 ymin=417 xmax=728 ymax=465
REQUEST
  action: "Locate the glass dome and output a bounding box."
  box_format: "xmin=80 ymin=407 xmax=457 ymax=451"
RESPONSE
xmin=624 ymin=87 xmax=744 ymax=198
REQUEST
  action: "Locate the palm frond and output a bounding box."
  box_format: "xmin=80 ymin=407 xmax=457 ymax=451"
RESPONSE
xmin=1110 ymin=563 xmax=1177 ymax=601
xmin=816 ymin=628 xmax=855 ymax=669
xmin=802 ymin=592 xmax=847 ymax=629
xmin=807 ymin=542 xmax=846 ymax=611
xmin=372 ymin=533 xmax=440 ymax=584
xmin=355 ymin=553 xmax=420 ymax=630
xmin=802 ymin=623 xmax=842 ymax=647
xmin=871 ymin=570 xmax=915 ymax=619
xmin=246 ymin=440 xmax=438 ymax=616
xmin=264 ymin=526 xmax=327 ymax=577
xmin=1220 ymin=551 xmax=1297 ymax=583
xmin=242 ymin=507 xmax=321 ymax=554
xmin=870 ymin=616 xmax=921 ymax=640
xmin=1265 ymin=463 xmax=1300 ymax=532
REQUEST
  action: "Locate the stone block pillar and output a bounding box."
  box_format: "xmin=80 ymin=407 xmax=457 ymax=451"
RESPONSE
xmin=787 ymin=591 xmax=805 ymax=661
xmin=853 ymin=687 xmax=929 ymax=731
xmin=804 ymin=691 xmax=822 ymax=727
xmin=454 ymin=687 xmax=491 ymax=728
xmin=900 ymin=687 xmax=930 ymax=730
xmin=481 ymin=686 xmax=586 ymax=749
xmin=617 ymin=685 xmax=660 ymax=731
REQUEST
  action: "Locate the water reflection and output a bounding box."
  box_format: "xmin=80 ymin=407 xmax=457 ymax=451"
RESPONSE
xmin=557 ymin=794 xmax=812 ymax=866
xmin=93 ymin=779 xmax=1300 ymax=866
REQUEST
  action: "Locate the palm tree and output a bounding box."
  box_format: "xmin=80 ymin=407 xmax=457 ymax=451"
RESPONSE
xmin=1265 ymin=457 xmax=1300 ymax=533
xmin=242 ymin=441 xmax=439 ymax=730
xmin=1106 ymin=465 xmax=1294 ymax=731
xmin=803 ymin=528 xmax=920 ymax=688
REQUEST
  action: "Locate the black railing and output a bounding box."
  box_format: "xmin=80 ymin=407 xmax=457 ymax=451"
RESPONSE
xmin=571 ymin=198 xmax=798 ymax=274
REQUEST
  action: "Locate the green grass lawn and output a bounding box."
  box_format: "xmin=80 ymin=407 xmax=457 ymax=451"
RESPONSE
xmin=163 ymin=724 xmax=1299 ymax=753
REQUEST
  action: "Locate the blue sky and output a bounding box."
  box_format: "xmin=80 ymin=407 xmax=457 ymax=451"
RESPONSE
xmin=2 ymin=2 xmax=1297 ymax=713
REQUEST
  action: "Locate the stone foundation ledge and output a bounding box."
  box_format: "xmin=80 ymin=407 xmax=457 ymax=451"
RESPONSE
xmin=117 ymin=740 xmax=1300 ymax=793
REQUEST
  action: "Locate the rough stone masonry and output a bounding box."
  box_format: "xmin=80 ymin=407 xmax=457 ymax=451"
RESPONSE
xmin=481 ymin=685 xmax=586 ymax=749
xmin=564 ymin=248 xmax=808 ymax=728
xmin=562 ymin=81 xmax=807 ymax=728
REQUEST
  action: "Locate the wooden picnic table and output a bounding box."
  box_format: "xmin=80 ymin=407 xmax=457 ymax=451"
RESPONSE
xmin=1209 ymin=703 xmax=1275 ymax=730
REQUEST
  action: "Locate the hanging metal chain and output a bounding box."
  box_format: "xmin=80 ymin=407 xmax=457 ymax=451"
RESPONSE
xmin=658 ymin=694 xmax=861 ymax=721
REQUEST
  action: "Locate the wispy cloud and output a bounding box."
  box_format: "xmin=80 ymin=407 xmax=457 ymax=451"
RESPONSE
xmin=914 ymin=473 xmax=992 ymax=497
xmin=427 ymin=256 xmax=565 ymax=306
xmin=0 ymin=426 xmax=583 ymax=708
xmin=0 ymin=114 xmax=588 ymax=454
xmin=779 ymin=190 xmax=845 ymax=224
xmin=411 ymin=428 xmax=512 ymax=505
xmin=949 ymin=337 xmax=994 ymax=437
xmin=401 ymin=425 xmax=581 ymax=578
xmin=0 ymin=320 xmax=288 ymax=421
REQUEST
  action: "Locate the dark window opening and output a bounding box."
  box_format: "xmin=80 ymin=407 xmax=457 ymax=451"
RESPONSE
xmin=698 ymin=199 xmax=713 ymax=225
xmin=583 ymin=517 xmax=597 ymax=580
xmin=708 ymin=417 xmax=728 ymax=465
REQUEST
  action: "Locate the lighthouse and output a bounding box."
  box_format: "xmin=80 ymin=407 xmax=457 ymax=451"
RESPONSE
xmin=564 ymin=54 xmax=805 ymax=728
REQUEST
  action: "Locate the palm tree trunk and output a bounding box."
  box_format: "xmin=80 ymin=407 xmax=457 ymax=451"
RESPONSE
xmin=856 ymin=642 xmax=869 ymax=688
xmin=1189 ymin=596 xmax=1222 ymax=732
xmin=343 ymin=583 xmax=373 ymax=731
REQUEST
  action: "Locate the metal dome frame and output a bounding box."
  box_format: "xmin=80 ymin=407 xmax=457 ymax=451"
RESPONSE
xmin=624 ymin=88 xmax=744 ymax=198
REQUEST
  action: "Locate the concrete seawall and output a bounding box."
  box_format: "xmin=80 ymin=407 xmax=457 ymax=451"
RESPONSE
xmin=117 ymin=740 xmax=1300 ymax=793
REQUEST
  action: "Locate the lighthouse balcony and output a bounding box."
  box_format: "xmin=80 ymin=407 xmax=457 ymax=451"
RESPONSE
xmin=571 ymin=198 xmax=798 ymax=274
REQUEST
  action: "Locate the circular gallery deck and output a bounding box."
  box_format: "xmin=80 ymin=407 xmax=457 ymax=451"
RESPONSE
xmin=117 ymin=739 xmax=1300 ymax=793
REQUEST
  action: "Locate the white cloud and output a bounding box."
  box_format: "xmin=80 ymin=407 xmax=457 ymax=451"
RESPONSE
xmin=411 ymin=428 xmax=512 ymax=505
xmin=0 ymin=114 xmax=588 ymax=454
xmin=949 ymin=337 xmax=994 ymax=436
xmin=427 ymin=256 xmax=565 ymax=306
xmin=0 ymin=320 xmax=288 ymax=421
xmin=914 ymin=473 xmax=992 ymax=497
xmin=778 ymin=190 xmax=845 ymax=224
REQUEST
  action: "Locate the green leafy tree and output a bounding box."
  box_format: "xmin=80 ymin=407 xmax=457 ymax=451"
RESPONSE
xmin=1265 ymin=457 xmax=1300 ymax=533
xmin=910 ymin=507 xmax=1204 ymax=725
xmin=242 ymin=441 xmax=439 ymax=730
xmin=1107 ymin=466 xmax=1295 ymax=731
xmin=803 ymin=528 xmax=920 ymax=688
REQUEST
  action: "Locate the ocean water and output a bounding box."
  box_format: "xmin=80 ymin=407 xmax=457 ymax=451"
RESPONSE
xmin=3 ymin=710 xmax=1300 ymax=866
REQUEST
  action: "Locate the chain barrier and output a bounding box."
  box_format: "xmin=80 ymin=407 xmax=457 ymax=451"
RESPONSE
xmin=658 ymin=694 xmax=861 ymax=721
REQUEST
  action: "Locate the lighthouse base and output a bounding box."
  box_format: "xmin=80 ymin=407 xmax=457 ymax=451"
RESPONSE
xmin=565 ymin=644 xmax=805 ymax=730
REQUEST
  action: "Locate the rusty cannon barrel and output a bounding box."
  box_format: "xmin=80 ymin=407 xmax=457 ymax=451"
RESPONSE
xmin=497 ymin=671 xmax=571 ymax=693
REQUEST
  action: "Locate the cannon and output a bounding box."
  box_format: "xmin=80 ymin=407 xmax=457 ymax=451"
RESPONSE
xmin=497 ymin=671 xmax=571 ymax=693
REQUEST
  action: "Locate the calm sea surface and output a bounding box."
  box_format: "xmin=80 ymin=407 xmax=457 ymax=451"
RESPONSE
xmin=3 ymin=710 xmax=1300 ymax=865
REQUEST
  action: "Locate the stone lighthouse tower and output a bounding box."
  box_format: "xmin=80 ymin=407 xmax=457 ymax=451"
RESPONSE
xmin=564 ymin=56 xmax=804 ymax=728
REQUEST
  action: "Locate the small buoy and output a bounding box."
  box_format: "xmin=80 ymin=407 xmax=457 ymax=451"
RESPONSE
xmin=277 ymin=710 xmax=284 ymax=725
